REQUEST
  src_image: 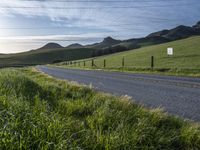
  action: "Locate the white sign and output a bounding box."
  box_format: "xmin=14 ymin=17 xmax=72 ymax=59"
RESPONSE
xmin=167 ymin=48 xmax=173 ymax=55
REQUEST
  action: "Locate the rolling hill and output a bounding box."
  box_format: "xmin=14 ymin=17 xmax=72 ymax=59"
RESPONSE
xmin=86 ymin=36 xmax=122 ymax=49
xmin=38 ymin=42 xmax=63 ymax=50
xmin=0 ymin=47 xmax=96 ymax=66
xmin=89 ymin=21 xmax=200 ymax=50
xmin=66 ymin=43 xmax=83 ymax=49
xmin=64 ymin=36 xmax=200 ymax=70
xmin=147 ymin=25 xmax=200 ymax=40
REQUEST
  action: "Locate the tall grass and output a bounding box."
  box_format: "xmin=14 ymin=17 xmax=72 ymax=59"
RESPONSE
xmin=0 ymin=68 xmax=199 ymax=149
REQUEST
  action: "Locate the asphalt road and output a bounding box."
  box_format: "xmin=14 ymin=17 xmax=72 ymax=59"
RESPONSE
xmin=37 ymin=66 xmax=200 ymax=121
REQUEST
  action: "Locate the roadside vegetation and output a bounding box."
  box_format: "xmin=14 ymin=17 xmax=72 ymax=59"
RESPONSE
xmin=0 ymin=68 xmax=200 ymax=149
xmin=57 ymin=36 xmax=200 ymax=77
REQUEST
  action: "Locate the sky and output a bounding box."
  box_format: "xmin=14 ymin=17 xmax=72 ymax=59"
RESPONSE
xmin=0 ymin=0 xmax=200 ymax=53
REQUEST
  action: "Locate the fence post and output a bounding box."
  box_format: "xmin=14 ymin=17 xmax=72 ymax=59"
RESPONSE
xmin=92 ymin=59 xmax=94 ymax=67
xmin=122 ymin=57 xmax=125 ymax=67
xmin=78 ymin=61 xmax=80 ymax=67
xmin=103 ymin=59 xmax=106 ymax=68
xmin=151 ymin=56 xmax=154 ymax=69
xmin=84 ymin=61 xmax=85 ymax=67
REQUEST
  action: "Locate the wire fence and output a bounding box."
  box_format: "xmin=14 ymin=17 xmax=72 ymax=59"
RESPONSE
xmin=58 ymin=54 xmax=200 ymax=72
xmin=60 ymin=56 xmax=156 ymax=70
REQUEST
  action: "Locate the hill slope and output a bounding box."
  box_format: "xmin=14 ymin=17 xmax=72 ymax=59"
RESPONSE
xmin=0 ymin=47 xmax=96 ymax=66
xmin=88 ymin=21 xmax=200 ymax=51
xmin=65 ymin=36 xmax=200 ymax=70
xmin=87 ymin=36 xmax=122 ymax=49
xmin=147 ymin=25 xmax=200 ymax=41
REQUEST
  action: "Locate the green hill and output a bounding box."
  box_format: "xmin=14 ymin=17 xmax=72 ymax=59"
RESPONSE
xmin=62 ymin=36 xmax=200 ymax=73
xmin=0 ymin=47 xmax=96 ymax=66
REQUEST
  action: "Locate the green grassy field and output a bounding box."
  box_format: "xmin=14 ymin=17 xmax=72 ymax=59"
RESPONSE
xmin=0 ymin=68 xmax=200 ymax=149
xmin=59 ymin=36 xmax=200 ymax=76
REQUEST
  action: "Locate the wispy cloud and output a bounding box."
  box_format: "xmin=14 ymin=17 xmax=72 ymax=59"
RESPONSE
xmin=0 ymin=33 xmax=109 ymax=42
xmin=0 ymin=0 xmax=118 ymax=29
xmin=0 ymin=0 xmax=200 ymax=53
xmin=1 ymin=0 xmax=194 ymax=33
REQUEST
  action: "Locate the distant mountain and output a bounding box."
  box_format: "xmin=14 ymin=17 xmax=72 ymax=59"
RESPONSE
xmin=193 ymin=21 xmax=200 ymax=29
xmin=147 ymin=30 xmax=170 ymax=37
xmin=87 ymin=36 xmax=121 ymax=49
xmin=147 ymin=22 xmax=200 ymax=40
xmin=87 ymin=21 xmax=200 ymax=57
xmin=38 ymin=43 xmax=63 ymax=50
xmin=102 ymin=36 xmax=121 ymax=45
xmin=88 ymin=21 xmax=200 ymax=51
xmin=122 ymin=36 xmax=170 ymax=47
xmin=66 ymin=43 xmax=83 ymax=49
xmin=36 ymin=21 xmax=200 ymax=52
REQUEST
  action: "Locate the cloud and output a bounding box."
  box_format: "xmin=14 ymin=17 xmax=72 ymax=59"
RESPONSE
xmin=0 ymin=32 xmax=109 ymax=42
xmin=1 ymin=0 xmax=174 ymax=33
xmin=0 ymin=0 xmax=118 ymax=29
xmin=1 ymin=0 xmax=187 ymax=34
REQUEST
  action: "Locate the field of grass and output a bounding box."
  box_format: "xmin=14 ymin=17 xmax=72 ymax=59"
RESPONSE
xmin=59 ymin=36 xmax=200 ymax=76
xmin=0 ymin=68 xmax=200 ymax=149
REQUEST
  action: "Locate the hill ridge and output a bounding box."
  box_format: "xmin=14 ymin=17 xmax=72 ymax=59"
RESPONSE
xmin=38 ymin=42 xmax=63 ymax=50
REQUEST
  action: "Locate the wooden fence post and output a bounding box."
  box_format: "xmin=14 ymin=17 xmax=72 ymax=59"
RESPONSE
xmin=104 ymin=59 xmax=106 ymax=68
xmin=151 ymin=56 xmax=154 ymax=69
xmin=122 ymin=57 xmax=125 ymax=67
xmin=92 ymin=59 xmax=94 ymax=67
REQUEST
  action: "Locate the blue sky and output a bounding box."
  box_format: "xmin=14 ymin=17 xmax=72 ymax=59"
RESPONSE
xmin=0 ymin=0 xmax=200 ymax=53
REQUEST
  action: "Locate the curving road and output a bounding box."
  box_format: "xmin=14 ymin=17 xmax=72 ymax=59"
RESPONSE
xmin=37 ymin=66 xmax=200 ymax=121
